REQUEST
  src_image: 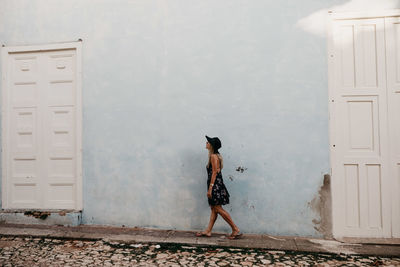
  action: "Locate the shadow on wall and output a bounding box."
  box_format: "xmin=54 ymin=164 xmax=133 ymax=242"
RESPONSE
xmin=179 ymin=149 xmax=210 ymax=229
xmin=296 ymin=0 xmax=400 ymax=37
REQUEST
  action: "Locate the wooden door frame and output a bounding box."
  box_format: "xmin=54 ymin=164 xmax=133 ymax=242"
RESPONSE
xmin=1 ymin=41 xmax=83 ymax=210
xmin=328 ymin=9 xmax=400 ymax=238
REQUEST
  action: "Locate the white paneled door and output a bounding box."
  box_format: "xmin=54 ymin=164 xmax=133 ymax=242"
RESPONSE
xmin=2 ymin=43 xmax=82 ymax=210
xmin=330 ymin=14 xmax=400 ymax=238
xmin=386 ymin=16 xmax=400 ymax=238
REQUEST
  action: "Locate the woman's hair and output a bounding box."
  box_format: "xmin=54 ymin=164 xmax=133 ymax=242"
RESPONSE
xmin=207 ymin=149 xmax=223 ymax=170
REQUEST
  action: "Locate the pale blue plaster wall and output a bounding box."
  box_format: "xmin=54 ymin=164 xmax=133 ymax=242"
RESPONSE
xmin=0 ymin=0 xmax=348 ymax=237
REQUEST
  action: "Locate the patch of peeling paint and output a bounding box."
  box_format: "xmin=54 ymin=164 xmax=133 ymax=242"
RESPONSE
xmin=235 ymin=166 xmax=247 ymax=173
xmin=309 ymin=174 xmax=332 ymax=238
xmin=24 ymin=211 xmax=51 ymax=220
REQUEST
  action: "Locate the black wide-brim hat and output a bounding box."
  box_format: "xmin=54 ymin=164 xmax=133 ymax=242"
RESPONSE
xmin=206 ymin=135 xmax=222 ymax=152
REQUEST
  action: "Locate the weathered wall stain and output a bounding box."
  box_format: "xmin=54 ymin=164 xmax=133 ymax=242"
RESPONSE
xmin=24 ymin=211 xmax=51 ymax=220
xmin=235 ymin=166 xmax=247 ymax=173
xmin=309 ymin=174 xmax=333 ymax=239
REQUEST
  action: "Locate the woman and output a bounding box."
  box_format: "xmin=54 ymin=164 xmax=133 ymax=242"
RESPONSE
xmin=196 ymin=135 xmax=242 ymax=239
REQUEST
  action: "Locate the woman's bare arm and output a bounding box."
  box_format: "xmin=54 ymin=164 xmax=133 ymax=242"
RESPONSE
xmin=208 ymin=154 xmax=220 ymax=197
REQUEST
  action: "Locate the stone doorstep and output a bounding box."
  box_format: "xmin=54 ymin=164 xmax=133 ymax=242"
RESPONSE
xmin=0 ymin=223 xmax=399 ymax=257
xmin=0 ymin=210 xmax=82 ymax=226
xmin=1 ymin=209 xmax=77 ymax=213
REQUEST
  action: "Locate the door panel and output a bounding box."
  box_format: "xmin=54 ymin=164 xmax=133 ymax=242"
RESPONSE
xmin=43 ymin=51 xmax=77 ymax=209
xmin=331 ymin=18 xmax=391 ymax=237
xmin=386 ymin=17 xmax=400 ymax=238
xmin=8 ymin=54 xmax=41 ymax=208
xmin=343 ymin=164 xmax=360 ymax=228
xmin=344 ymin=97 xmax=379 ymax=156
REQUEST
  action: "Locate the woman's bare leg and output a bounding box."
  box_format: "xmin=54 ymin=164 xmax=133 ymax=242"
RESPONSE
xmin=205 ymin=206 xmax=218 ymax=234
xmin=214 ymin=205 xmax=240 ymax=235
xmin=198 ymin=207 xmax=218 ymax=236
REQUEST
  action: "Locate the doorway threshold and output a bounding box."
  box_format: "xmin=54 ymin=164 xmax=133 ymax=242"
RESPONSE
xmin=0 ymin=210 xmax=82 ymax=226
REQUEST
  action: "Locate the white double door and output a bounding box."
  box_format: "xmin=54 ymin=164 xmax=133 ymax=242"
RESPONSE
xmin=2 ymin=44 xmax=82 ymax=210
xmin=330 ymin=16 xmax=400 ymax=238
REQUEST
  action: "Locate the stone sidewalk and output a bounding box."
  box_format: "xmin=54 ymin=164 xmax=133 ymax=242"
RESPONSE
xmin=0 ymin=224 xmax=399 ymax=257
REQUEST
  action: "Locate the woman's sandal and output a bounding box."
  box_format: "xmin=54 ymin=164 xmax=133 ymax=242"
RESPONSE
xmin=195 ymin=232 xmax=211 ymax=237
xmin=227 ymin=231 xmax=243 ymax=240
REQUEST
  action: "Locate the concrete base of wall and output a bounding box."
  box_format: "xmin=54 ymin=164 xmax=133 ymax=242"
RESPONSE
xmin=0 ymin=210 xmax=82 ymax=226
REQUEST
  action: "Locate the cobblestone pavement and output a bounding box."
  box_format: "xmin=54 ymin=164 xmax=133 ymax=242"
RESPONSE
xmin=0 ymin=236 xmax=399 ymax=266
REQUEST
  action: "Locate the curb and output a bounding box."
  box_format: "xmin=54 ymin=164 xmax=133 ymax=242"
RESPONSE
xmin=0 ymin=224 xmax=399 ymax=257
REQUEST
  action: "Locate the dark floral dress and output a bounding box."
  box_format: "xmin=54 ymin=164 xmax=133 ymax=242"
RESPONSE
xmin=207 ymin=164 xmax=230 ymax=206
